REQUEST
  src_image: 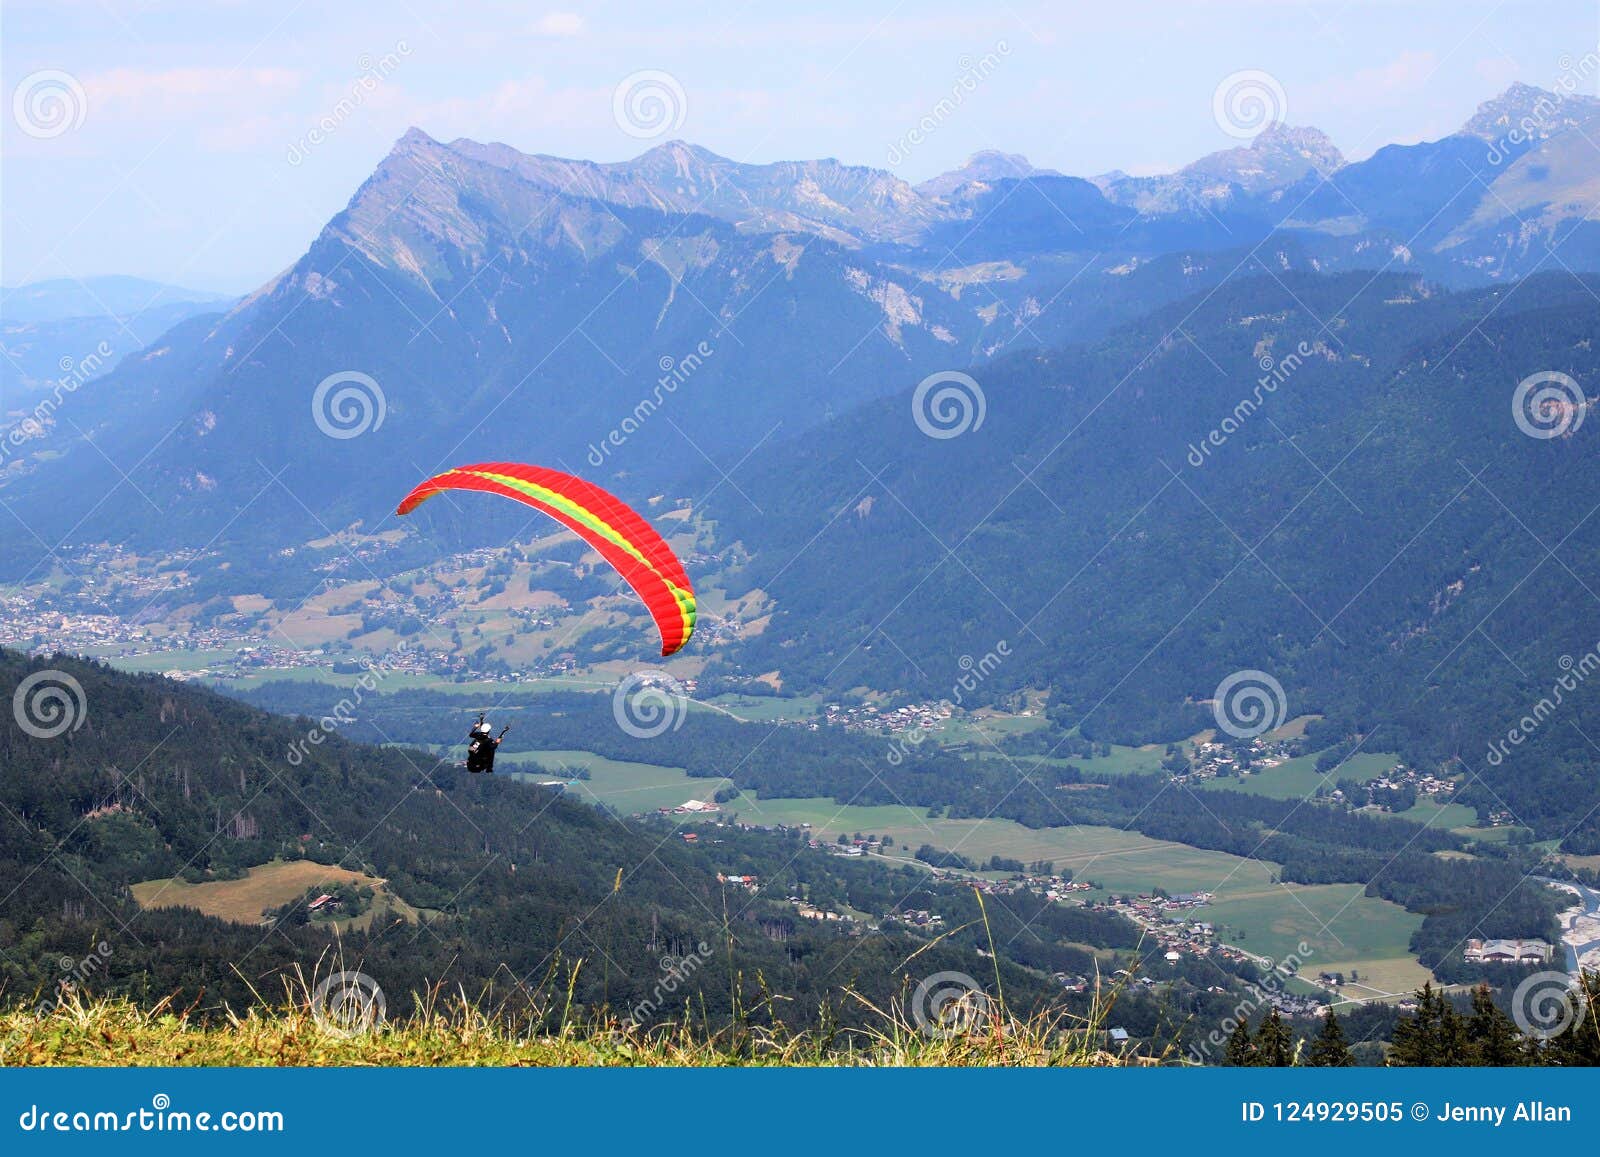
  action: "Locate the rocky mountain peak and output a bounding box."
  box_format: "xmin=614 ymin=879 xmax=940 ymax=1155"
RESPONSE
xmin=917 ymin=150 xmax=1061 ymax=200
xmin=1461 ymin=81 xmax=1600 ymax=142
xmin=1248 ymin=123 xmax=1345 ymax=172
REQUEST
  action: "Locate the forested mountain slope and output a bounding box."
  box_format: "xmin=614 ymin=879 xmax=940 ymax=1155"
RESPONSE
xmin=705 ymin=271 xmax=1600 ymax=850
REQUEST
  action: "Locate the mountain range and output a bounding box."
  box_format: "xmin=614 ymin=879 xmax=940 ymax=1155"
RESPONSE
xmin=5 ymin=82 xmax=1599 ymax=560
xmin=0 ymin=277 xmax=233 ymax=399
xmin=5 ymin=82 xmax=1600 ymax=855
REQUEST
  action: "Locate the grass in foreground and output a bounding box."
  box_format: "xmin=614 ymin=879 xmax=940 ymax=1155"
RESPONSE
xmin=6 ymin=947 xmax=1145 ymax=1075
xmin=2 ymin=971 xmax=1136 ymax=1068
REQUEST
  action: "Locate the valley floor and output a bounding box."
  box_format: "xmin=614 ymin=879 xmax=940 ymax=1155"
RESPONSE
xmin=503 ymin=749 xmax=1434 ymax=1001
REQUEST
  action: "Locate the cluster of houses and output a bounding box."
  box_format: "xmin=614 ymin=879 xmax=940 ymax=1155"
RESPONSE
xmin=1091 ymin=890 xmax=1215 ymax=919
xmin=688 ymin=614 xmax=742 ymax=647
xmin=1262 ymin=990 xmax=1327 ymax=1017
xmin=958 ymin=873 xmax=1091 ymax=903
xmin=0 ymin=537 xmax=625 ymax=685
xmin=1365 ymin=766 xmax=1455 ymax=797
xmin=1323 ymin=764 xmax=1459 ymax=812
xmin=886 ymin=908 xmax=945 ymax=928
xmin=821 ymin=700 xmax=950 ymax=735
xmin=1170 ymin=736 xmax=1295 ymax=782
xmin=1082 ymin=892 xmax=1226 ymax=963
xmin=0 ymin=600 xmax=252 ymax=658
xmin=793 ymin=901 xmax=852 ymax=923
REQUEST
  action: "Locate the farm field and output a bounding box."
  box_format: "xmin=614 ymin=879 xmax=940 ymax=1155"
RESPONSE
xmin=1075 ymin=743 xmax=1173 ymax=776
xmin=91 ymin=648 xmax=242 ymax=674
xmin=1454 ymin=823 xmax=1525 ymax=844
xmin=977 ymin=741 xmax=1169 ymax=777
xmin=222 ymin=668 xmax=616 ymax=694
xmin=129 ymin=860 xmax=417 ymax=930
xmin=517 ymin=749 xmax=1426 ymax=994
xmin=936 ymin=711 xmax=1052 ymax=746
xmin=701 ymin=694 xmax=822 ymax=723
xmin=1394 ymin=799 xmax=1479 ymax=830
xmin=501 ymin=749 xmax=729 ymax=814
xmin=1200 ymin=884 xmax=1429 ymax=999
xmin=1205 ymin=751 xmax=1396 ymax=800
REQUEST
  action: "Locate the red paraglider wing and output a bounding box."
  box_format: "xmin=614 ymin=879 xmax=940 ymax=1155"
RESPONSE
xmin=396 ymin=463 xmax=695 ymax=656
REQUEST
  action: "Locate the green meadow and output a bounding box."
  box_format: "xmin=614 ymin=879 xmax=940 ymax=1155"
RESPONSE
xmin=501 ymin=749 xmax=730 ymax=814
xmin=1205 ymin=751 xmax=1396 ymax=800
xmin=516 ymin=748 xmax=1427 ymax=995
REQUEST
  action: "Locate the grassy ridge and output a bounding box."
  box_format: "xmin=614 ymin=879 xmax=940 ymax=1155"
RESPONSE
xmin=2 ymin=988 xmax=1128 ymax=1068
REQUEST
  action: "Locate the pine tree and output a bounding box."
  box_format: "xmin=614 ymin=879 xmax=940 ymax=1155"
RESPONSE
xmin=1437 ymin=993 xmax=1471 ymax=1065
xmin=1224 ymin=1019 xmax=1257 ymax=1066
xmin=1465 ymin=984 xmax=1522 ymax=1066
xmin=1390 ymin=982 xmax=1442 ymax=1066
xmin=1255 ymin=1007 xmax=1295 ymax=1066
xmin=1391 ymin=982 xmax=1473 ymax=1066
xmin=1306 ymin=1007 xmax=1354 ymax=1066
xmin=1547 ymin=971 xmax=1600 ymax=1066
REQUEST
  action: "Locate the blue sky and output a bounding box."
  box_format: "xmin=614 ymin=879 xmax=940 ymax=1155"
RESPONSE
xmin=3 ymin=0 xmax=1596 ymax=291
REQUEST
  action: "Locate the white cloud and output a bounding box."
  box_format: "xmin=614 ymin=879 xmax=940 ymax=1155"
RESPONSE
xmin=84 ymin=66 xmax=301 ymax=120
xmin=1303 ymin=50 xmax=1440 ymax=113
xmin=531 ymin=11 xmax=585 ymax=38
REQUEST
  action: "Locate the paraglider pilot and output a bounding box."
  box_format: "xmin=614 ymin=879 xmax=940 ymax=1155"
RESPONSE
xmin=466 ymin=712 xmax=509 ymax=773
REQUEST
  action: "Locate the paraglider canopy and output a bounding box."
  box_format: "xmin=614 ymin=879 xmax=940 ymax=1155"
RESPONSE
xmin=396 ymin=462 xmax=695 ymax=656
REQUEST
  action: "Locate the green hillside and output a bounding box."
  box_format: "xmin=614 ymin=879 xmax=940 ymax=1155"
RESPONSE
xmin=704 ymin=271 xmax=1600 ymax=854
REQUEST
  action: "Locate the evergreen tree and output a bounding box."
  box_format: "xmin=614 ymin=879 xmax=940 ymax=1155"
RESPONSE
xmin=1546 ymin=971 xmax=1600 ymax=1067
xmin=1437 ymin=994 xmax=1471 ymax=1065
xmin=1224 ymin=1019 xmax=1257 ymax=1066
xmin=1255 ymin=1007 xmax=1296 ymax=1067
xmin=1391 ymin=982 xmax=1471 ymax=1066
xmin=1465 ymin=984 xmax=1522 ymax=1066
xmin=1305 ymin=1007 xmax=1354 ymax=1066
xmin=1390 ymin=982 xmax=1443 ymax=1066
